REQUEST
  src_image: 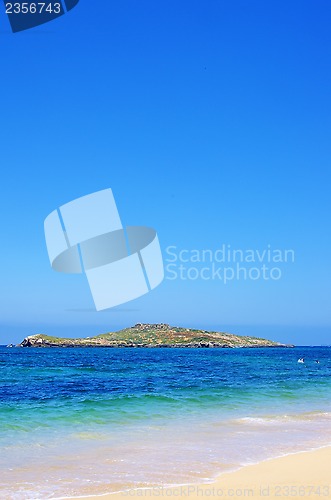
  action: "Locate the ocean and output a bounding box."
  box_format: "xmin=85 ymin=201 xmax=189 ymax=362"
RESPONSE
xmin=1 ymin=346 xmax=331 ymax=499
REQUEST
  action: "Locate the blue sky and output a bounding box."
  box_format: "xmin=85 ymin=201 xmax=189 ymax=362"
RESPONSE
xmin=1 ymin=0 xmax=330 ymax=344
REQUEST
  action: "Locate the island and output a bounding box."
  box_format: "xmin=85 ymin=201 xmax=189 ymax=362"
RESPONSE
xmin=19 ymin=323 xmax=292 ymax=348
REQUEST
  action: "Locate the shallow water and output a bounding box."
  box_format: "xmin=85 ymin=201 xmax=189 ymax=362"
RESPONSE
xmin=0 ymin=346 xmax=331 ymax=499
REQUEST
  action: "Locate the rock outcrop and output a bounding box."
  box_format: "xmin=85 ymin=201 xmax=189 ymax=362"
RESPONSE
xmin=18 ymin=324 xmax=292 ymax=348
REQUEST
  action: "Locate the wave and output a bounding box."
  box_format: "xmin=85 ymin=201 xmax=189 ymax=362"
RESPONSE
xmin=233 ymin=411 xmax=331 ymax=425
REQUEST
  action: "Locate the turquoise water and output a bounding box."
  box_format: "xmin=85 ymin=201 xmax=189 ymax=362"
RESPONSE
xmin=1 ymin=346 xmax=331 ymax=499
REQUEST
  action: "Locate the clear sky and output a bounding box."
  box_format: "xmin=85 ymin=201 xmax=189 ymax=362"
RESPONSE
xmin=1 ymin=0 xmax=330 ymax=345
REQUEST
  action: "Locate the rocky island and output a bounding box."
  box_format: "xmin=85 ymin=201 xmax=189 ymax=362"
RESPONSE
xmin=19 ymin=323 xmax=291 ymax=348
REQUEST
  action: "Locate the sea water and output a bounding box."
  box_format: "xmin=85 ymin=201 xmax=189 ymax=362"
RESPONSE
xmin=0 ymin=346 xmax=331 ymax=499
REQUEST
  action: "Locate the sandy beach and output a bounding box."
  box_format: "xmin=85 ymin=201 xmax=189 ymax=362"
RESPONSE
xmin=67 ymin=447 xmax=331 ymax=500
xmin=3 ymin=347 xmax=331 ymax=499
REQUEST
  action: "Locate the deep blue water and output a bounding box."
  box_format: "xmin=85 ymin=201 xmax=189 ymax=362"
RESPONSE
xmin=0 ymin=346 xmax=331 ymax=499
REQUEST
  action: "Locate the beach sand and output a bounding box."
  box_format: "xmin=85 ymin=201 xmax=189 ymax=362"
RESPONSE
xmin=67 ymin=447 xmax=331 ymax=500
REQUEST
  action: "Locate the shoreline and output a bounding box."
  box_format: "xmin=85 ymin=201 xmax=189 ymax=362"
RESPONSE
xmin=61 ymin=446 xmax=331 ymax=500
xmin=2 ymin=346 xmax=330 ymax=499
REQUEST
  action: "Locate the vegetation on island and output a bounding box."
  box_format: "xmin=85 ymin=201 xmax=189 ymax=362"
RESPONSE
xmin=19 ymin=323 xmax=291 ymax=348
